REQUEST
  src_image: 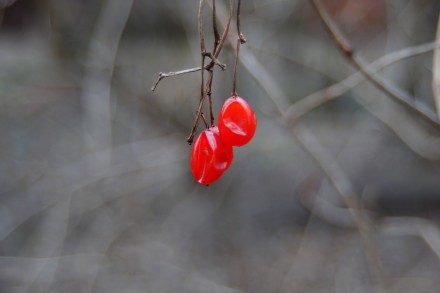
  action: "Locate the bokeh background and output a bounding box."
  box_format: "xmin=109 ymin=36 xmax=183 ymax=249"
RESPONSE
xmin=1 ymin=0 xmax=440 ymax=292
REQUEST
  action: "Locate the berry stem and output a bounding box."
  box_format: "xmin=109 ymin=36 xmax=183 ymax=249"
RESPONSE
xmin=231 ymin=0 xmax=246 ymax=97
xmin=187 ymin=0 xmax=233 ymax=144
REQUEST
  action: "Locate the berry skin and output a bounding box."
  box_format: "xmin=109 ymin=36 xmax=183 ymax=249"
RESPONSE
xmin=218 ymin=96 xmax=257 ymax=147
xmin=190 ymin=126 xmax=233 ymax=184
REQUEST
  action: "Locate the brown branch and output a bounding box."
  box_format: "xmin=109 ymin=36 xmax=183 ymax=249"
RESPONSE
xmin=199 ymin=0 xmax=207 ymax=115
xmin=151 ymin=56 xmax=226 ymax=91
xmin=199 ymin=0 xmax=207 ymax=55
xmin=232 ymin=0 xmax=245 ymax=96
xmin=152 ymin=0 xmax=233 ymax=143
xmin=310 ymin=0 xmax=440 ymax=129
xmin=187 ymin=0 xmax=233 ymax=144
xmin=232 ymin=38 xmax=241 ymax=96
xmin=187 ymin=73 xmax=216 ymax=143
xmin=212 ymin=0 xmax=220 ymax=48
xmin=236 ymin=0 xmax=246 ymax=44
xmin=151 ymin=67 xmax=200 ymax=91
xmin=213 ymin=0 xmax=233 ymax=58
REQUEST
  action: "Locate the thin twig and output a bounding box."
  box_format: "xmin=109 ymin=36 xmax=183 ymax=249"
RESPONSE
xmin=232 ymin=0 xmax=245 ymax=96
xmin=187 ymin=0 xmax=233 ymax=144
xmin=310 ymin=0 xmax=440 ymax=129
xmin=213 ymin=0 xmax=220 ymax=47
xmin=213 ymin=0 xmax=233 ymax=58
xmin=151 ymin=67 xmax=200 ymax=91
xmin=151 ymin=0 xmax=233 ymax=95
xmin=208 ymin=0 xmax=221 ymax=126
xmin=199 ymin=0 xmax=207 ymax=56
xmin=236 ymin=0 xmax=246 ymax=44
xmin=201 ymin=112 xmax=209 ymax=128
xmin=232 ymin=38 xmax=241 ymax=96
xmin=151 ymin=56 xmax=226 ymax=91
xmin=199 ymin=0 xmax=207 ymax=111
xmin=285 ymin=41 xmax=440 ymax=124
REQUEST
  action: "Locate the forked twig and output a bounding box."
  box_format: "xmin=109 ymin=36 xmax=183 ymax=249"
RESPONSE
xmin=152 ymin=0 xmax=232 ymax=144
xmin=187 ymin=0 xmax=233 ymax=144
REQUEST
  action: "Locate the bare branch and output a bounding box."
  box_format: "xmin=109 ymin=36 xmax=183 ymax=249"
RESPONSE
xmin=199 ymin=0 xmax=207 ymax=55
xmin=232 ymin=38 xmax=241 ymax=96
xmin=212 ymin=0 xmax=220 ymax=47
xmin=236 ymin=0 xmax=246 ymax=44
xmin=151 ymin=67 xmax=200 ymax=91
xmin=199 ymin=0 xmax=207 ymax=108
xmin=213 ymin=0 xmax=233 ymax=58
xmin=151 ymin=56 xmax=225 ymax=92
xmin=310 ymin=0 xmax=440 ymax=129
xmin=187 ymin=0 xmax=233 ymax=144
xmin=285 ymin=41 xmax=440 ymax=124
xmin=232 ymin=0 xmax=245 ymax=96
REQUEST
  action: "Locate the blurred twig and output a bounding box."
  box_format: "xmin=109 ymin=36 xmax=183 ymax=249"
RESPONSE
xmin=381 ymin=217 xmax=440 ymax=261
xmin=210 ymin=2 xmax=387 ymax=290
xmin=433 ymin=13 xmax=440 ymax=119
xmin=81 ymin=0 xmax=133 ymax=159
xmin=297 ymin=175 xmax=356 ymax=228
xmin=310 ymin=0 xmax=440 ymax=129
xmin=292 ymin=124 xmax=387 ymax=292
xmin=285 ymin=41 xmax=440 ymax=124
xmin=0 ymin=0 xmax=16 ymax=9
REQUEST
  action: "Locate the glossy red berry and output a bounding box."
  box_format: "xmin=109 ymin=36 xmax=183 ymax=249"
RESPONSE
xmin=218 ymin=96 xmax=257 ymax=147
xmin=190 ymin=126 xmax=233 ymax=184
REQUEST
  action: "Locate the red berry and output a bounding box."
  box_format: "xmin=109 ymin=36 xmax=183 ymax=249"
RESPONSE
xmin=218 ymin=96 xmax=257 ymax=146
xmin=190 ymin=126 xmax=233 ymax=184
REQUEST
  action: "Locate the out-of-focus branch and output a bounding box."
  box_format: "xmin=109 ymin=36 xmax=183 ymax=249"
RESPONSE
xmin=381 ymin=217 xmax=440 ymax=261
xmin=310 ymin=0 xmax=440 ymax=129
xmin=285 ymin=41 xmax=440 ymax=124
xmin=81 ymin=0 xmax=133 ymax=161
xmin=433 ymin=13 xmax=440 ymax=119
xmin=292 ymin=124 xmax=386 ymax=291
xmin=209 ymin=2 xmax=386 ymax=289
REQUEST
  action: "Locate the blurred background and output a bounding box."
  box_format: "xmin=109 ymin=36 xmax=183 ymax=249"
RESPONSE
xmin=1 ymin=0 xmax=440 ymax=292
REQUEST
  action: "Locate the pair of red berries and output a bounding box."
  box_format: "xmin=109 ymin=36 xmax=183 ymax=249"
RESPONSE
xmin=190 ymin=96 xmax=257 ymax=185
